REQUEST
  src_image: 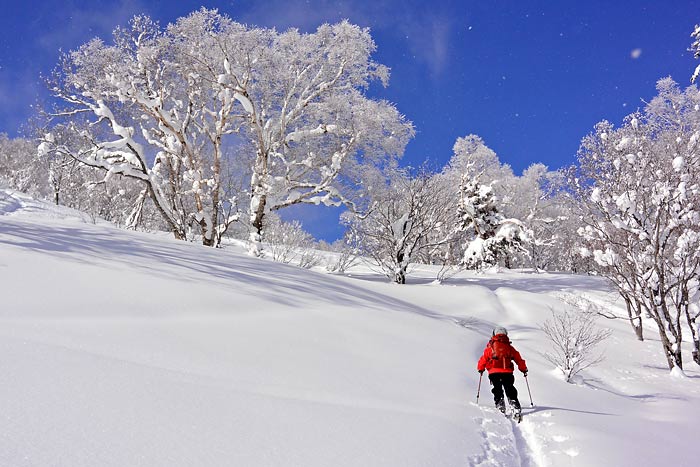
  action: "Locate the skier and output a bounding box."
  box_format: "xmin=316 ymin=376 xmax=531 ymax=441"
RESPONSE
xmin=477 ymin=326 xmax=528 ymax=419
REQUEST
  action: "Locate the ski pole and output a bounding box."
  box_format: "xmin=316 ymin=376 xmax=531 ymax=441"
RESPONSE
xmin=524 ymin=374 xmax=534 ymax=407
xmin=476 ymin=372 xmax=483 ymax=404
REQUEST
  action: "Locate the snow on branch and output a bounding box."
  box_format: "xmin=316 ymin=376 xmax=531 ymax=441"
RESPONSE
xmin=285 ymin=124 xmax=338 ymax=144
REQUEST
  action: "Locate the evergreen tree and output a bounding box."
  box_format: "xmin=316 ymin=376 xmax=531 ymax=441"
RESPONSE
xmin=457 ymin=175 xmax=527 ymax=269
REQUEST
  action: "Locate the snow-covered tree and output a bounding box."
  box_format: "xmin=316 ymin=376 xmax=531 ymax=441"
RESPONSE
xmin=499 ymin=165 xmax=588 ymax=272
xmin=434 ymin=135 xmax=588 ymax=273
xmin=457 ymin=176 xmax=528 ymax=269
xmin=690 ymin=23 xmax=700 ymax=83
xmin=574 ymin=78 xmax=700 ymax=369
xmin=427 ymin=135 xmax=515 ymax=270
xmin=42 ymin=10 xmax=412 ymax=251
xmin=1 ymin=131 xmax=154 ymax=227
xmin=541 ymin=307 xmax=612 ymax=383
xmin=229 ymin=20 xmax=414 ymax=255
xmin=37 ymin=123 xmax=150 ymax=226
xmin=543 ymin=195 xmax=595 ymax=273
xmin=447 ymin=135 xmax=512 ymax=184
xmin=0 ymin=134 xmax=43 ymax=195
xmin=42 ymin=12 xmax=246 ymax=245
xmin=343 ymin=166 xmax=453 ymax=284
xmin=499 ymin=164 xmax=553 ymax=269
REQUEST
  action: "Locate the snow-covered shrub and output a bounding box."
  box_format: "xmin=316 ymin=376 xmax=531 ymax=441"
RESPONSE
xmin=263 ymin=214 xmax=319 ymax=268
xmin=541 ymin=308 xmax=612 ymax=383
xmin=325 ymin=235 xmax=361 ymax=274
xmin=0 ymin=134 xmax=44 ymax=196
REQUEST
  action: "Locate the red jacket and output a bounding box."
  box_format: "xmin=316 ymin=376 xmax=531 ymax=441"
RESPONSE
xmin=477 ymin=334 xmax=528 ymax=374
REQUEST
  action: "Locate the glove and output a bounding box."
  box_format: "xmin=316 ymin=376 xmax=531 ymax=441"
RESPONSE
xmin=522 ymin=370 xmax=528 ymax=377
xmin=478 ymin=370 xmax=484 ymax=375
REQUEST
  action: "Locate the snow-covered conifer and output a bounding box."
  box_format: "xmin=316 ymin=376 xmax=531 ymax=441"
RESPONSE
xmin=457 ymin=176 xmax=528 ymax=270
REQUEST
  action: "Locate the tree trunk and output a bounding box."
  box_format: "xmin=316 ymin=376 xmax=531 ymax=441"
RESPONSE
xmin=207 ymin=133 xmax=223 ymax=248
xmin=658 ymin=329 xmax=676 ymax=371
xmin=684 ymin=297 xmax=700 ymax=366
xmin=249 ymin=192 xmax=267 ymax=257
xmin=125 ymin=189 xmax=147 ymax=230
xmin=202 ymin=228 xmax=215 ymax=247
xmin=625 ymin=299 xmax=644 ymax=341
xmin=656 ymin=323 xmax=683 ymax=370
xmin=248 ymin=147 xmax=268 ymax=257
xmin=147 ymin=184 xmax=185 ymax=240
xmin=393 ymin=250 xmax=407 ymax=284
xmin=672 ymin=347 xmax=683 ymax=370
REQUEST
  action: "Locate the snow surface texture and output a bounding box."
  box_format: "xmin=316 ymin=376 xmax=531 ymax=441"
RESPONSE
xmin=1 ymin=188 xmax=699 ymax=466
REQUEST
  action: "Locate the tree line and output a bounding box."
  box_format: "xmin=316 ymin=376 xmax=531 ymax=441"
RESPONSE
xmin=2 ymin=10 xmax=700 ymax=371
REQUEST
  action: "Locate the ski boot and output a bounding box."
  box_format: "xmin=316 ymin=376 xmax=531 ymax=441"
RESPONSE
xmin=509 ymin=399 xmax=522 ymax=423
xmin=495 ymin=399 xmax=506 ymax=414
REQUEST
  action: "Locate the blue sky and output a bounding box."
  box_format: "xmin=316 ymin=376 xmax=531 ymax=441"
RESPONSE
xmin=1 ymin=0 xmax=697 ymax=240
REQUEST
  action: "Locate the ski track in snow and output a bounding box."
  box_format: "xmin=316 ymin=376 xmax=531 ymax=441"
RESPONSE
xmin=468 ymin=288 xmax=584 ymax=466
xmin=469 ymin=404 xmax=528 ymax=467
xmin=469 ymin=404 xmax=581 ymax=467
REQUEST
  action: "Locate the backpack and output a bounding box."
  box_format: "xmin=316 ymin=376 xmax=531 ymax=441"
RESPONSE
xmin=489 ymin=335 xmax=514 ymax=370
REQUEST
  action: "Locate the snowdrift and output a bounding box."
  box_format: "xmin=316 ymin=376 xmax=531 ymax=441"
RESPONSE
xmin=1 ymin=189 xmax=698 ymax=466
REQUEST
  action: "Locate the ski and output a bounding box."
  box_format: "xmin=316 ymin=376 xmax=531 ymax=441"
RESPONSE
xmin=476 ymin=401 xmax=523 ymax=423
xmin=505 ymin=403 xmax=522 ymax=423
xmin=502 ymin=410 xmax=521 ymax=423
xmin=512 ymin=408 xmax=522 ymax=423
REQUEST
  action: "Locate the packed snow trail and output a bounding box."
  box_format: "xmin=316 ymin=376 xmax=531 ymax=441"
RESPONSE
xmin=468 ymin=403 xmax=541 ymax=467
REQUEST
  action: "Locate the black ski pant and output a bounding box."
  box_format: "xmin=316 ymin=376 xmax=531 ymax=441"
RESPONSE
xmin=488 ymin=372 xmax=520 ymax=407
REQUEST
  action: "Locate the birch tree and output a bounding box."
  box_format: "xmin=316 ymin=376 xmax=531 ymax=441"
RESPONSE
xmin=690 ymin=23 xmax=700 ymax=84
xmin=41 ymin=12 xmax=245 ymax=245
xmin=219 ymin=19 xmax=414 ymax=255
xmin=343 ymin=166 xmax=453 ymax=284
xmin=42 ymin=9 xmax=412 ymax=251
xmin=575 ymin=78 xmax=700 ymax=369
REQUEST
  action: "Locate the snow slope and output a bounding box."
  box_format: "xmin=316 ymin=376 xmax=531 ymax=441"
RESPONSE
xmin=1 ymin=188 xmax=699 ymax=467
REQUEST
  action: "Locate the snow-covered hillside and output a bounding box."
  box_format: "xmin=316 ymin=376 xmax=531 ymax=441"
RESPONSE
xmin=1 ymin=188 xmax=698 ymax=467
